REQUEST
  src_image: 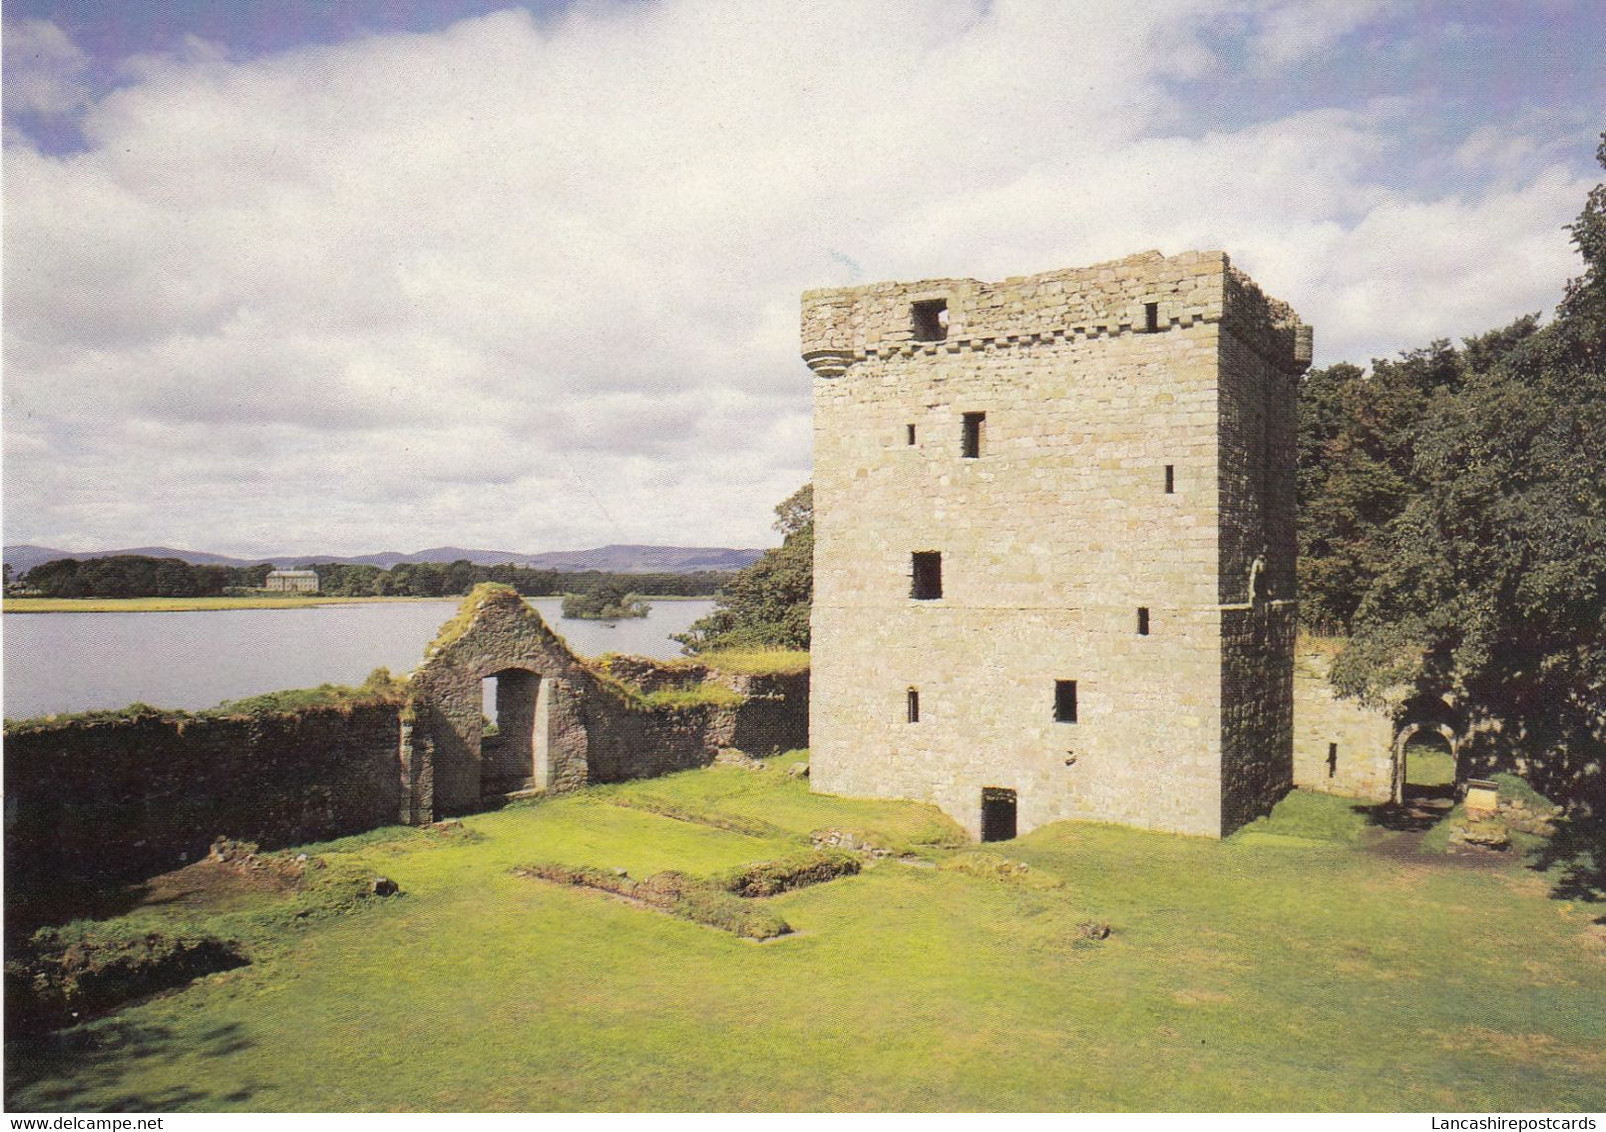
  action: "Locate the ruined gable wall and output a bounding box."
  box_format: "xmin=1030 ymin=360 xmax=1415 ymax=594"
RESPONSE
xmin=405 ymin=587 xmax=594 ymax=816
xmin=404 ymin=589 xmax=810 ymax=819
xmin=808 ymin=251 xmax=1240 ymax=838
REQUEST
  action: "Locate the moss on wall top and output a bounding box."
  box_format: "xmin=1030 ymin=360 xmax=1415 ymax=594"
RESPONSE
xmin=4 ymin=669 xmax=407 ymax=734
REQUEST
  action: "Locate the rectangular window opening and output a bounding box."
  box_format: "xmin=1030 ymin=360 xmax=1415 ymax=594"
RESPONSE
xmin=1164 ymin=464 xmax=1175 ymax=494
xmin=906 ymin=423 xmax=917 ymax=445
xmin=1144 ymin=301 xmax=1160 ymax=333
xmin=911 ymin=551 xmax=943 ymax=600
xmin=962 ymin=412 xmax=984 ymax=459
xmin=1328 ymin=742 xmax=1338 ymax=778
xmin=912 ymin=298 xmax=949 ymax=342
xmin=981 ymin=787 xmax=1018 ymax=842
xmin=1137 ymin=607 xmax=1150 ymax=635
xmin=1054 ymin=680 xmax=1078 ymax=723
xmin=907 ymin=688 xmax=920 ymax=723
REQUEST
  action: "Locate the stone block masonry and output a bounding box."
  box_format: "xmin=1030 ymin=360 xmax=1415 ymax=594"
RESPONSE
xmin=804 ymin=250 xmax=1310 ymax=839
xmin=1291 ymin=647 xmax=1395 ymax=803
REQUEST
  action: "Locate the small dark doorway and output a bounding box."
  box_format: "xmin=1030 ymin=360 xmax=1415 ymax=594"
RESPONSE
xmin=981 ymin=787 xmax=1017 ymax=842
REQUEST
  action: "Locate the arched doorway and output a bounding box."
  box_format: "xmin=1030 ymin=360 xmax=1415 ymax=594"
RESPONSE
xmin=1392 ymin=721 xmax=1460 ymax=806
xmin=480 ymin=668 xmax=552 ymax=795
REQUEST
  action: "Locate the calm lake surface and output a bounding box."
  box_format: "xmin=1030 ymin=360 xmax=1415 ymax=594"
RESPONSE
xmin=1 ymin=597 xmax=715 ymax=719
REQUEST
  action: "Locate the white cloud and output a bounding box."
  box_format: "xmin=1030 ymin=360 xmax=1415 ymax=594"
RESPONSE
xmin=2 ymin=17 xmax=90 ymax=117
xmin=1243 ymin=0 xmax=1391 ymax=71
xmin=2 ymin=2 xmax=1595 ymax=555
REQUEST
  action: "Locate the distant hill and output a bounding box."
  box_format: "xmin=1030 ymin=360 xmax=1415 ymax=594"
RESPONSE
xmin=519 ymin=545 xmax=765 ymax=573
xmin=1 ymin=544 xmax=266 ymax=575
xmin=275 ymin=547 xmax=533 ymax=569
xmin=3 ymin=542 xmax=767 ymax=576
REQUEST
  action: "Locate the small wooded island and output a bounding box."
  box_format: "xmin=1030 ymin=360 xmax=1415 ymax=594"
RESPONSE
xmin=560 ymin=581 xmax=650 ymax=620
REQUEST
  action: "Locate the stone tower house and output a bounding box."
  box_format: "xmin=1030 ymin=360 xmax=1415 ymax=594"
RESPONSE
xmin=802 ymin=250 xmax=1311 ymax=840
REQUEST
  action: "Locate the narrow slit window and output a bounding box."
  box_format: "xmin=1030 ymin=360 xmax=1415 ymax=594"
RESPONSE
xmin=1137 ymin=607 xmax=1150 ymax=635
xmin=962 ymin=412 xmax=984 ymax=459
xmin=907 ymin=688 xmax=920 ymax=723
xmin=911 ymin=552 xmax=943 ymax=600
xmin=912 ymin=299 xmax=949 ymax=342
xmin=907 ymin=423 xmax=917 ymax=445
xmin=1328 ymin=742 xmax=1338 ymax=778
xmin=1054 ymin=680 xmax=1078 ymax=723
xmin=1164 ymin=464 xmax=1174 ymax=494
xmin=1144 ymin=302 xmax=1160 ymax=333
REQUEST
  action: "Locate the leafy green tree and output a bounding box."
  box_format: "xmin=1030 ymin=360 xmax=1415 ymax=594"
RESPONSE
xmin=1332 ymin=132 xmax=1606 ymax=809
xmin=1296 ymin=335 xmax=1484 ymax=631
xmin=23 ymin=558 xmax=81 ymax=596
xmin=675 ymin=483 xmax=812 ymax=653
xmin=561 ymin=579 xmax=648 ymax=619
xmin=153 ymin=560 xmax=197 ymax=597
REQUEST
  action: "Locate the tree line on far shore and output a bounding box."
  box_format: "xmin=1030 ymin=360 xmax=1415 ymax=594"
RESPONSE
xmin=11 ymin=555 xmax=731 ymax=601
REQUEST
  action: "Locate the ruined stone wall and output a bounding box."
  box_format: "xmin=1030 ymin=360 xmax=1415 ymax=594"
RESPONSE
xmin=4 ymin=701 xmax=403 ymax=889
xmin=404 ymin=588 xmax=596 ymax=817
xmin=584 ymin=704 xmax=731 ymax=782
xmin=582 ymin=666 xmax=810 ymax=778
xmin=806 ymin=250 xmax=1306 ymax=839
xmin=725 ymin=672 xmax=810 ymax=756
xmin=4 ymin=591 xmax=811 ymax=892
xmin=402 ymin=587 xmax=810 ymax=820
xmin=1291 ymin=648 xmax=1395 ymax=801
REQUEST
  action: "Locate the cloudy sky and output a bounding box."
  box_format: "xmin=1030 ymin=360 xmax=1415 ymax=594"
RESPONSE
xmin=4 ymin=1 xmax=1603 ymax=559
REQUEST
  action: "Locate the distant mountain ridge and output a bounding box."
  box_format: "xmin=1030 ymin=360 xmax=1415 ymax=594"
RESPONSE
xmin=3 ymin=543 xmax=766 ymax=576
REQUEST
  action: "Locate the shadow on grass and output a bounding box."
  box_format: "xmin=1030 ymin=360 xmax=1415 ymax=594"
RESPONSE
xmin=4 ymin=880 xmax=155 ymax=944
xmin=1352 ymin=782 xmax=1457 ymax=833
xmin=1527 ymin=811 xmax=1606 ymax=923
xmin=5 ymin=1019 xmax=257 ymax=1112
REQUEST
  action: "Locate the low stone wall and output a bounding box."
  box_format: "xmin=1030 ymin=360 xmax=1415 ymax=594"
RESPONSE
xmin=580 ymin=670 xmax=810 ymax=784
xmin=1291 ymin=647 xmax=1394 ymax=801
xmin=4 ymin=701 xmax=404 ymax=890
xmin=5 ymin=589 xmax=814 ymax=892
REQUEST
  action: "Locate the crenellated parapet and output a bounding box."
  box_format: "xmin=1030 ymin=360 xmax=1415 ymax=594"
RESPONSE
xmin=801 ymin=249 xmax=1310 ymax=378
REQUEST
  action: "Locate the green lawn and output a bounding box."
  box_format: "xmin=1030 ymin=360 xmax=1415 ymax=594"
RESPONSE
xmin=1405 ymin=745 xmax=1458 ymax=787
xmin=7 ymin=759 xmax=1604 ymax=1112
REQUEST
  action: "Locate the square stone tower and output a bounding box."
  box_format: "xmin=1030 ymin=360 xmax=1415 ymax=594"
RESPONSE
xmin=802 ymin=250 xmax=1311 ymax=840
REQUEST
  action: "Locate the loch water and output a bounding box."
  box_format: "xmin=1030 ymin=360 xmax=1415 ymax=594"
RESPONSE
xmin=1 ymin=597 xmax=715 ymax=719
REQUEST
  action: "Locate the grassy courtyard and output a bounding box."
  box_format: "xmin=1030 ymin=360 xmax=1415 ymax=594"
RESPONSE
xmin=6 ymin=757 xmax=1604 ymax=1112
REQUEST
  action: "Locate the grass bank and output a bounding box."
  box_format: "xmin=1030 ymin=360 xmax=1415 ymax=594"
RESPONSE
xmin=6 ymin=760 xmax=1603 ymax=1112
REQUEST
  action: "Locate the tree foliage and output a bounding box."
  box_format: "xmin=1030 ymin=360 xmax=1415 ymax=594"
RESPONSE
xmin=19 ymin=555 xmax=730 ymax=601
xmin=1297 ymin=324 xmax=1541 ymax=630
xmin=561 ymin=580 xmax=649 ymax=620
xmin=1327 ymin=131 xmax=1606 ymax=807
xmin=675 ymin=483 xmax=812 ymax=653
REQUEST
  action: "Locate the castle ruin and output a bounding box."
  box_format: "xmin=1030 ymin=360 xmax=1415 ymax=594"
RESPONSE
xmin=802 ymin=249 xmax=1312 ymax=839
